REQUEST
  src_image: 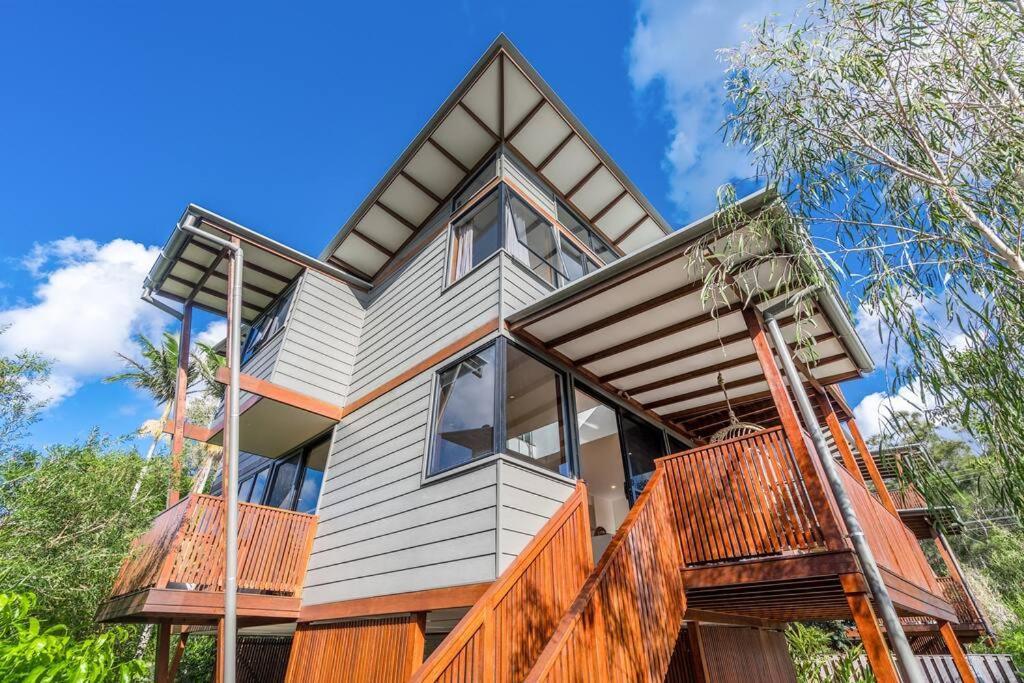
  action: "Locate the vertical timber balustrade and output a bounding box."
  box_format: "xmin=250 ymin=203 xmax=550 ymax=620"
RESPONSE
xmin=284 ymin=614 xmax=426 ymax=683
xmin=524 ymin=468 xmax=687 ymax=683
xmin=168 ymin=302 xmax=192 ymax=507
xmin=659 ymin=427 xmax=827 ymax=565
xmin=934 ymin=534 xmax=991 ymax=637
xmin=106 ymin=495 xmax=317 ymax=599
xmin=409 ymin=482 xmax=593 ymax=683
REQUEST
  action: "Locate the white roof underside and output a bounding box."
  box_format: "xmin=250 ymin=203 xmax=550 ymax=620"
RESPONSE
xmin=323 ymin=36 xmax=671 ymax=282
xmin=507 ymin=197 xmax=871 ymax=438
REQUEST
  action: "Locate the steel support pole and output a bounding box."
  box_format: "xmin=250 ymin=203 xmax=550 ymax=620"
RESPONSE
xmin=179 ymin=218 xmax=241 ymax=683
xmin=761 ymin=310 xmax=925 ymax=683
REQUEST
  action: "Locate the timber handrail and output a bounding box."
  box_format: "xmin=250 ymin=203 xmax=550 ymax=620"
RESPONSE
xmin=108 ymin=494 xmax=317 ymax=599
xmin=659 ymin=426 xmax=828 ymax=566
xmin=525 ymin=467 xmax=686 ymax=682
xmin=937 ymin=576 xmax=981 ymax=625
xmin=409 ymin=481 xmax=593 ymax=683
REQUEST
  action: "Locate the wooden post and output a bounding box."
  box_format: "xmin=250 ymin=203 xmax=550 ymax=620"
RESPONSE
xmin=168 ymin=630 xmax=189 ymax=683
xmin=742 ymin=307 xmax=847 ymax=549
xmin=841 ymin=575 xmax=900 ymax=683
xmin=687 ymin=623 xmax=710 ymax=683
xmin=816 ymin=391 xmax=868 ymax=486
xmin=167 ymin=302 xmax=192 ymax=507
xmin=155 ymin=621 xmax=171 ymax=683
xmin=939 ymin=621 xmax=977 ymax=683
xmin=407 ymin=612 xmax=427 ymax=674
xmin=846 ymin=418 xmax=899 ymax=515
xmin=214 ymin=618 xmax=225 ymax=683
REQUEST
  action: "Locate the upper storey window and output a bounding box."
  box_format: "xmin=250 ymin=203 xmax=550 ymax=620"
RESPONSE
xmin=449 ymin=182 xmax=608 ymax=288
xmin=241 ymin=282 xmax=297 ymax=365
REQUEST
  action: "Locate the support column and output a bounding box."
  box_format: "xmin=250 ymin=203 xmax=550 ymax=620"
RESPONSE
xmin=742 ymin=308 xmax=846 ymax=549
xmin=214 ymin=618 xmax=225 ymax=683
xmin=168 ymin=629 xmax=189 ymax=683
xmin=155 ymin=621 xmax=171 ymax=683
xmin=816 ymin=390 xmax=868 ymax=486
xmin=847 ymin=418 xmax=899 ymax=515
xmin=842 ymin=575 xmax=900 ymax=683
xmin=938 ymin=621 xmax=977 ymax=683
xmin=167 ymin=302 xmax=192 ymax=507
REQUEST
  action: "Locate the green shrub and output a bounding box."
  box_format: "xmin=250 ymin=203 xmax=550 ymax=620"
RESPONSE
xmin=0 ymin=593 xmax=145 ymax=682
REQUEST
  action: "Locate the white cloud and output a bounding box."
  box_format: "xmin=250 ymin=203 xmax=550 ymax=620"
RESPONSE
xmin=852 ymin=381 xmax=936 ymax=439
xmin=628 ymin=0 xmax=803 ymax=218
xmin=0 ymin=237 xmax=167 ymax=406
xmin=853 ymin=292 xmax=973 ymax=370
xmin=195 ymin=320 xmax=226 ymax=347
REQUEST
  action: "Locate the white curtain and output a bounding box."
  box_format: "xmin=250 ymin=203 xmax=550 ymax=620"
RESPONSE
xmin=503 ymin=197 xmax=531 ymax=263
xmin=454 ymin=222 xmax=475 ymax=279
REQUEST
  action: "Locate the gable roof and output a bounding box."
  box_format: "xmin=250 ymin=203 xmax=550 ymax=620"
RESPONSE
xmin=321 ymin=34 xmax=672 ymax=283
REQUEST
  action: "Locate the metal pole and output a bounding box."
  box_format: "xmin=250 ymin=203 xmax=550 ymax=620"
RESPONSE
xmin=179 ymin=217 xmax=241 ymax=683
xmin=761 ymin=309 xmax=926 ymax=683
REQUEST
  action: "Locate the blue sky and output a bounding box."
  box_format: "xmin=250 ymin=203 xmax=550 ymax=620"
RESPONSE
xmin=0 ymin=0 xmax=902 ymax=450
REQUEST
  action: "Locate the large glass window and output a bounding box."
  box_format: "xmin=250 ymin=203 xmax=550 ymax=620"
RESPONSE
xmin=429 ymin=340 xmax=569 ymax=477
xmin=505 ymin=345 xmax=569 ymax=476
xmin=451 ymin=192 xmax=501 ymax=281
xmin=505 ymin=193 xmax=562 ymax=287
xmin=242 ymin=283 xmax=296 ymax=365
xmin=620 ymin=414 xmax=667 ymax=501
xmin=265 ymin=453 xmax=301 ymax=509
xmin=432 ymin=345 xmax=497 ymax=473
xmin=557 ymin=202 xmax=618 ymax=264
xmin=296 ymin=439 xmax=329 ymax=514
xmin=559 ymin=236 xmax=598 ymax=283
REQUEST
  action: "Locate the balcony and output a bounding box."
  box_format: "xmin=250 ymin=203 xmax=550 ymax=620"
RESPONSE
xmin=97 ymin=494 xmax=317 ymax=625
xmin=659 ymin=428 xmax=957 ymax=624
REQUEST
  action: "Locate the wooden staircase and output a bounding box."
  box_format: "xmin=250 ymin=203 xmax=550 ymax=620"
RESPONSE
xmin=410 ymin=467 xmax=688 ymax=683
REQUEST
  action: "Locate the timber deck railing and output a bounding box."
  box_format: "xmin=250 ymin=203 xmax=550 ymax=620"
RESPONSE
xmin=937 ymin=576 xmax=983 ymax=626
xmin=658 ymin=427 xmax=943 ymax=595
xmin=409 ymin=482 xmax=593 ymax=683
xmin=108 ymin=494 xmax=317 ymax=599
xmin=525 ymin=468 xmax=687 ymax=682
xmin=660 ymin=427 xmax=828 ymax=565
xmin=891 ymin=486 xmax=929 ymax=510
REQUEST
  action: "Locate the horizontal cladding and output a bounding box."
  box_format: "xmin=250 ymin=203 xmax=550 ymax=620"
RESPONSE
xmin=501 ymin=253 xmax=553 ymax=315
xmin=239 ymin=328 xmax=284 ymax=382
xmin=348 ymin=228 xmax=501 ymax=398
xmin=498 ymin=461 xmax=575 ymax=571
xmin=303 ymin=370 xmax=499 ymax=606
xmin=272 ymin=271 xmax=365 ymax=406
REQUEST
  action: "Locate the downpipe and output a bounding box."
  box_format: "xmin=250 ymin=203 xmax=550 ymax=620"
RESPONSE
xmin=179 ymin=215 xmax=242 ymax=683
xmin=761 ymin=300 xmax=926 ymax=683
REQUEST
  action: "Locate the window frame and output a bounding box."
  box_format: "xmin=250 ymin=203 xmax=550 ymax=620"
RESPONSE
xmin=425 ymin=338 xmax=574 ymax=479
xmin=448 ymin=181 xmax=603 ymax=288
xmin=233 ymin=432 xmax=332 ymax=512
xmin=240 ymin=279 xmax=299 ymax=366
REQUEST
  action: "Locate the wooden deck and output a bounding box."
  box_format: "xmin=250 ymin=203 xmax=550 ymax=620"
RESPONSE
xmin=660 ymin=428 xmax=957 ymax=623
xmin=97 ymin=494 xmax=317 ymax=625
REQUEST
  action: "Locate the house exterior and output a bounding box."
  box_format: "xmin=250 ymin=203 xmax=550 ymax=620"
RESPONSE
xmin=98 ymin=36 xmax=985 ymax=683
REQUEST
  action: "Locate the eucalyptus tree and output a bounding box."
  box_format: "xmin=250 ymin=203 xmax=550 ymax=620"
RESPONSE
xmin=0 ymin=332 xmax=51 ymax=456
xmin=720 ymin=0 xmax=1024 ymax=515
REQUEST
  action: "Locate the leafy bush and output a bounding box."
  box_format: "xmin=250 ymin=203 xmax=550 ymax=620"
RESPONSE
xmin=786 ymin=623 xmax=874 ymax=683
xmin=0 ymin=592 xmax=145 ymax=682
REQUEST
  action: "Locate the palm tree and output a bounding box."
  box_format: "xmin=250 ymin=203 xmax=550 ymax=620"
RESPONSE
xmin=105 ymin=332 xmax=224 ymax=498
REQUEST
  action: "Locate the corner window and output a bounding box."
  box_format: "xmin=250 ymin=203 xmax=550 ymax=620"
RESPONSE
xmin=230 ymin=433 xmax=331 ymax=512
xmin=428 ymin=339 xmax=570 ymax=477
xmin=559 ymin=236 xmax=599 ymax=283
xmin=504 ymin=193 xmax=562 ymax=287
xmin=451 ymin=192 xmax=501 ymax=281
xmin=505 ymin=345 xmax=569 ymax=476
xmin=557 ymin=202 xmax=618 ymax=264
xmin=453 ymin=156 xmax=498 ymax=211
xmin=432 ymin=345 xmax=497 ymax=472
xmin=241 ymin=282 xmax=297 ymax=365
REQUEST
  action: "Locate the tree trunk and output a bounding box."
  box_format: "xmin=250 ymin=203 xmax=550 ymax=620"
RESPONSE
xmin=130 ymin=401 xmax=172 ymax=502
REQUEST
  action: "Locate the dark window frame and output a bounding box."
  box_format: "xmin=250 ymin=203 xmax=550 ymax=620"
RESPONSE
xmin=241 ymin=279 xmax=299 ymax=365
xmin=426 ymin=338 xmax=574 ymax=478
xmin=235 ymin=432 xmax=332 ymax=512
